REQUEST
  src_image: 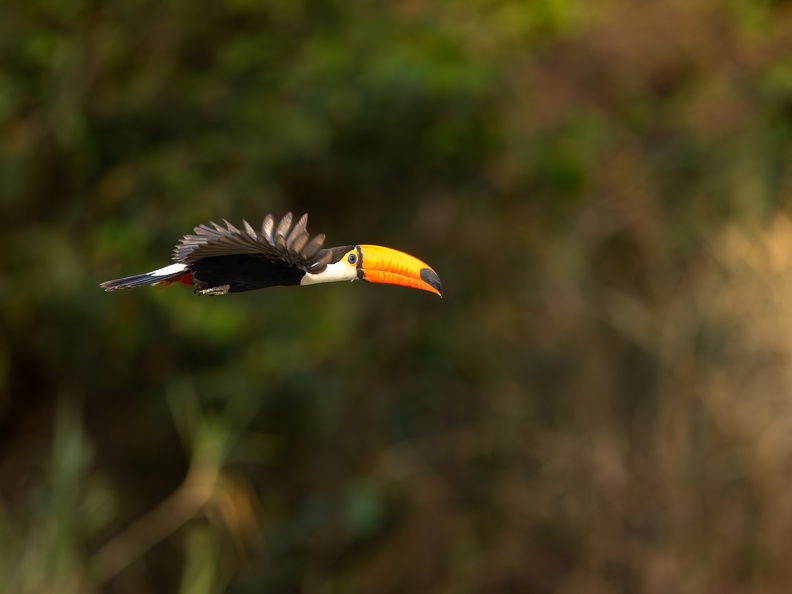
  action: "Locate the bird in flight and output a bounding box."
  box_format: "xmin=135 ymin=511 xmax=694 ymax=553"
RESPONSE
xmin=100 ymin=213 xmax=442 ymax=297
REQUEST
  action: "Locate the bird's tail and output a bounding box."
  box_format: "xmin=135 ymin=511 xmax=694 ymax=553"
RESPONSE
xmin=100 ymin=263 xmax=191 ymax=292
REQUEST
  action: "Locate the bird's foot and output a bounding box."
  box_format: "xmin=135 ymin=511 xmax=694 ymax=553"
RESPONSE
xmin=195 ymin=285 xmax=230 ymax=296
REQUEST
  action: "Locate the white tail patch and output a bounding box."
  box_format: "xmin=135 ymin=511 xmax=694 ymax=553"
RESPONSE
xmin=151 ymin=263 xmax=188 ymax=277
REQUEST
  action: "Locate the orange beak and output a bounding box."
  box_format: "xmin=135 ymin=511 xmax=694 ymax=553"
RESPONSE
xmin=357 ymin=245 xmax=443 ymax=297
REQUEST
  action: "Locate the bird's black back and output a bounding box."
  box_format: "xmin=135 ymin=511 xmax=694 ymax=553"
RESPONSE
xmin=191 ymin=254 xmax=305 ymax=293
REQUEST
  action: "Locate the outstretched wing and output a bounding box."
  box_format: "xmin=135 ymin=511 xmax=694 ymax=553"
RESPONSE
xmin=173 ymin=213 xmax=335 ymax=272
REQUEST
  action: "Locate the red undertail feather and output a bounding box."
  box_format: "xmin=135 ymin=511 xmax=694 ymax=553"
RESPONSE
xmin=157 ymin=273 xmax=193 ymax=288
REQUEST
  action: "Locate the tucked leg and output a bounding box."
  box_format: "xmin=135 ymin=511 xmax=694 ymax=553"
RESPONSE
xmin=195 ymin=285 xmax=230 ymax=296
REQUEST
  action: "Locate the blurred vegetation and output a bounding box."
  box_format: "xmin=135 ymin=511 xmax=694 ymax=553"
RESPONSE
xmin=3 ymin=0 xmax=792 ymax=592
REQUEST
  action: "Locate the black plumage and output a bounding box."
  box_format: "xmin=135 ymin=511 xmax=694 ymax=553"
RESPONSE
xmin=176 ymin=213 xmax=334 ymax=271
xmin=101 ymin=213 xmax=352 ymax=294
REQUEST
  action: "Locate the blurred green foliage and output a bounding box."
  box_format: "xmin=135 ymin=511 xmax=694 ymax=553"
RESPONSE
xmin=3 ymin=0 xmax=792 ymax=592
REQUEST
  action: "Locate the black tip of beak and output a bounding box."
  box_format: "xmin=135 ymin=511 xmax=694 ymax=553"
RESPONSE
xmin=420 ymin=268 xmax=443 ymax=296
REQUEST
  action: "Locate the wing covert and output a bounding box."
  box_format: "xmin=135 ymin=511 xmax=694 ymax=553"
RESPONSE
xmin=173 ymin=213 xmax=331 ymax=272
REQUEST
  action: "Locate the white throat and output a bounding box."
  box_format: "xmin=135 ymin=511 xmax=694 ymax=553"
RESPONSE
xmin=300 ymin=260 xmax=358 ymax=286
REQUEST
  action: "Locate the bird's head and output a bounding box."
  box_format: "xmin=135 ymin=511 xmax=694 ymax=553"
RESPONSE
xmin=301 ymin=245 xmax=443 ymax=297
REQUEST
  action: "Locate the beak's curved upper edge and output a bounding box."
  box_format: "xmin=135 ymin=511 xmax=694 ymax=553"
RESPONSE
xmin=357 ymin=245 xmax=443 ymax=297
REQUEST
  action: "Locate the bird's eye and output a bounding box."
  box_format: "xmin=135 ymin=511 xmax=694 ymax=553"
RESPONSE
xmin=348 ymin=253 xmax=357 ymax=265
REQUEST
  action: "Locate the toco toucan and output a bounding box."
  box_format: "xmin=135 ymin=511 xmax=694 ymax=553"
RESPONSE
xmin=100 ymin=213 xmax=443 ymax=297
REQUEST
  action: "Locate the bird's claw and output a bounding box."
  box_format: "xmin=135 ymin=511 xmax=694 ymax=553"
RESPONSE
xmin=195 ymin=285 xmax=230 ymax=296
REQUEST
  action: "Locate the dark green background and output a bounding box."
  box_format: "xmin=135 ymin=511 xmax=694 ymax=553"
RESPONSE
xmin=4 ymin=0 xmax=792 ymax=592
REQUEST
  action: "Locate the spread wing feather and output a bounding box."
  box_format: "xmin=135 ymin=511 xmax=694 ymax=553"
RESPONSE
xmin=173 ymin=213 xmax=331 ymax=272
